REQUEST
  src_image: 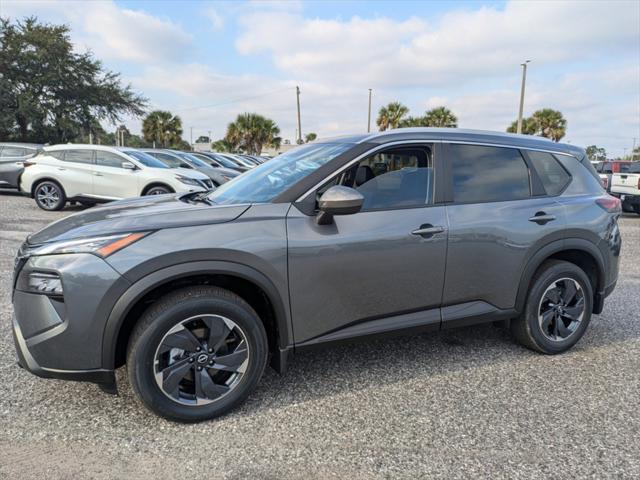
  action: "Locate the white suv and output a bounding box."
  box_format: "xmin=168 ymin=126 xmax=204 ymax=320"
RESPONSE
xmin=21 ymin=145 xmax=212 ymax=211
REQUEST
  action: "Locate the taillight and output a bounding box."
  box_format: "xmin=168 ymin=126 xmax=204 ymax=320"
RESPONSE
xmin=595 ymin=195 xmax=621 ymax=213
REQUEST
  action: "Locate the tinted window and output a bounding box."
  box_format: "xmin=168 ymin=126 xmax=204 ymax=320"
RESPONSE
xmin=628 ymin=163 xmax=640 ymax=174
xmin=123 ymin=151 xmax=169 ymax=168
xmin=46 ymin=150 xmax=65 ymax=160
xmin=340 ymin=147 xmax=433 ymax=210
xmin=64 ymin=150 xmax=94 ymax=164
xmin=602 ymin=163 xmax=613 ymax=174
xmin=151 ymin=152 xmax=187 ymax=168
xmin=450 ymin=145 xmax=530 ymax=203
xmin=95 ymin=151 xmax=126 ymax=168
xmin=527 ymin=151 xmax=570 ymax=195
xmin=618 ymin=163 xmax=634 ymax=173
xmin=1 ymin=147 xmax=27 ymax=157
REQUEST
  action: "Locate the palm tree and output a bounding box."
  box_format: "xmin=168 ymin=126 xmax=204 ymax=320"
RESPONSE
xmin=142 ymin=111 xmax=183 ymax=147
xmin=211 ymin=138 xmax=236 ymax=153
xmin=506 ymin=109 xmax=567 ymax=142
xmin=304 ymin=132 xmax=317 ymax=142
xmin=398 ymin=116 xmax=428 ymax=128
xmin=532 ymin=108 xmax=567 ymax=142
xmin=225 ymin=113 xmax=281 ymax=155
xmin=376 ymin=102 xmax=409 ymax=131
xmin=423 ymin=107 xmax=458 ymax=128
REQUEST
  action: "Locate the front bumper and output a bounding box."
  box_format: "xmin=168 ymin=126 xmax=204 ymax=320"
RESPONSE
xmin=12 ymin=251 xmax=129 ymax=387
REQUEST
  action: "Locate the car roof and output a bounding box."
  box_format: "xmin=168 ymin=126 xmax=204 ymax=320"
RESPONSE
xmin=316 ymin=128 xmax=585 ymax=157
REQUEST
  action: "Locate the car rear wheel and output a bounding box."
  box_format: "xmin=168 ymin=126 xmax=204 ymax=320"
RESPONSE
xmin=34 ymin=181 xmax=66 ymax=211
xmin=633 ymin=204 xmax=640 ymax=215
xmin=127 ymin=286 xmax=268 ymax=422
xmin=511 ymin=260 xmax=593 ymax=354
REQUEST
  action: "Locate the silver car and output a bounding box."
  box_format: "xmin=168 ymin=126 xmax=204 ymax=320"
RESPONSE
xmin=0 ymin=142 xmax=42 ymax=189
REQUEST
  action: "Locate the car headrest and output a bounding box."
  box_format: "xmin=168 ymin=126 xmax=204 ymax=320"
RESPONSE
xmin=355 ymin=165 xmax=375 ymax=186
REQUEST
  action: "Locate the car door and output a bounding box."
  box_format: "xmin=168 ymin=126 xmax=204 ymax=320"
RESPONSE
xmin=0 ymin=146 xmax=27 ymax=187
xmin=93 ymin=150 xmax=139 ymax=199
xmin=441 ymin=143 xmax=568 ymax=322
xmin=286 ymin=143 xmax=448 ymax=344
xmin=57 ymin=149 xmax=95 ymax=197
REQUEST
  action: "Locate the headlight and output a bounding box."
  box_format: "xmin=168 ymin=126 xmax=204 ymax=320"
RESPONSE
xmin=176 ymin=175 xmax=202 ymax=186
xmin=33 ymin=232 xmax=149 ymax=258
xmin=221 ymin=175 xmax=234 ymax=182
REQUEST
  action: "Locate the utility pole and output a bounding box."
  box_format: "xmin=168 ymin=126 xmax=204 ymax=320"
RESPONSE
xmin=367 ymin=88 xmax=372 ymax=133
xmin=296 ymin=86 xmax=302 ymax=144
xmin=89 ymin=130 xmax=93 ymax=145
xmin=121 ymin=129 xmax=125 ymax=147
xmin=516 ymin=60 xmax=531 ymax=134
xmin=190 ymin=127 xmax=193 ymax=149
xmin=632 ymin=138 xmax=637 ymax=161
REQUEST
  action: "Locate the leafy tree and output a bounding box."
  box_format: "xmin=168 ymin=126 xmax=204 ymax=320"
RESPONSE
xmin=225 ymin=113 xmax=281 ymax=155
xmin=211 ymin=138 xmax=237 ymax=153
xmin=304 ymin=132 xmax=317 ymax=142
xmin=423 ymin=107 xmax=457 ymax=127
xmin=0 ymin=17 xmax=146 ymax=143
xmin=585 ymin=145 xmax=607 ymax=162
xmin=506 ymin=109 xmax=567 ymax=142
xmin=142 ymin=110 xmax=183 ymax=148
xmin=398 ymin=116 xmax=429 ymax=128
xmin=507 ymin=117 xmax=537 ymax=135
xmin=376 ymin=102 xmax=409 ymax=131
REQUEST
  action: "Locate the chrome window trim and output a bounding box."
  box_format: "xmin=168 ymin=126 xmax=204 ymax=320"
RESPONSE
xmin=295 ymin=139 xmax=578 ymax=203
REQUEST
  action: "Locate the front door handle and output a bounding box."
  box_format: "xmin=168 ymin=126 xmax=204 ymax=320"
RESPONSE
xmin=94 ymin=172 xmax=104 ymax=177
xmin=411 ymin=224 xmax=445 ymax=237
xmin=528 ymin=212 xmax=556 ymax=225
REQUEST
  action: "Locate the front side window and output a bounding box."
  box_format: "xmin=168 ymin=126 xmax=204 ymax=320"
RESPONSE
xmin=450 ymin=144 xmax=530 ymax=203
xmin=95 ymin=151 xmax=126 ymax=168
xmin=152 ymin=152 xmax=188 ymax=168
xmin=64 ymin=150 xmax=94 ymax=164
xmin=527 ymin=151 xmax=571 ymax=195
xmin=325 ymin=146 xmax=433 ymax=210
xmin=208 ymin=143 xmax=352 ymax=205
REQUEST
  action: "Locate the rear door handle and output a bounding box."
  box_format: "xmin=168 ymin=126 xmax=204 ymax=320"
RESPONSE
xmin=57 ymin=167 xmax=66 ymax=171
xmin=94 ymin=172 xmax=103 ymax=177
xmin=411 ymin=224 xmax=445 ymax=237
xmin=528 ymin=212 xmax=556 ymax=225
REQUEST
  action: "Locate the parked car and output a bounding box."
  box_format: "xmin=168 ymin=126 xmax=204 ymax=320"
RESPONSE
xmin=20 ymin=145 xmax=211 ymax=211
xmin=12 ymin=129 xmax=620 ymax=422
xmin=188 ymin=151 xmax=249 ymax=173
xmin=594 ymin=160 xmax=631 ymax=189
xmin=141 ymin=149 xmax=239 ymax=186
xmin=0 ymin=142 xmax=42 ymax=189
xmin=610 ymin=162 xmax=640 ymax=215
xmin=223 ymin=153 xmax=258 ymax=169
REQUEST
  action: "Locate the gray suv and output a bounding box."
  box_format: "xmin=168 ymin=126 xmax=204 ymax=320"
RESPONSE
xmin=11 ymin=129 xmax=621 ymax=422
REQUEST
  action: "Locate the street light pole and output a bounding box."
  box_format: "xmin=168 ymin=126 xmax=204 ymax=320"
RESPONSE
xmin=516 ymin=60 xmax=530 ymax=134
xmin=296 ymin=86 xmax=302 ymax=144
xmin=367 ymin=88 xmax=372 ymax=133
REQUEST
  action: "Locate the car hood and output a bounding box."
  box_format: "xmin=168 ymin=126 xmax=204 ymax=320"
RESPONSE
xmin=211 ymin=167 xmax=239 ymax=177
xmin=28 ymin=194 xmax=250 ymax=245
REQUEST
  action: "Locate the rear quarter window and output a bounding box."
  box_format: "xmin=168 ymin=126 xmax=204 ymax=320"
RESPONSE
xmin=526 ymin=150 xmax=571 ymax=195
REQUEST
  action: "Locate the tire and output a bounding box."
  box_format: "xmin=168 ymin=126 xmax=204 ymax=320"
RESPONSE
xmin=126 ymin=286 xmax=268 ymax=422
xmin=633 ymin=204 xmax=640 ymax=215
xmin=621 ymin=200 xmax=634 ymax=213
xmin=511 ymin=260 xmax=593 ymax=354
xmin=144 ymin=185 xmax=172 ymax=196
xmin=34 ymin=180 xmax=66 ymax=211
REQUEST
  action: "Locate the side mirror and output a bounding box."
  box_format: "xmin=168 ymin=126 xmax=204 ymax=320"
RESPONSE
xmin=122 ymin=162 xmax=137 ymax=170
xmin=316 ymin=186 xmax=364 ymax=225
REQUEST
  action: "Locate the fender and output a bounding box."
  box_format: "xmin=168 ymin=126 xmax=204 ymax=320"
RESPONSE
xmin=101 ymin=260 xmax=292 ymax=370
xmin=515 ymin=238 xmax=605 ymax=313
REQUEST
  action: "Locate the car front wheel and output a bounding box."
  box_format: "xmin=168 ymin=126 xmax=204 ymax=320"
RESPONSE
xmin=34 ymin=181 xmax=66 ymax=211
xmin=511 ymin=260 xmax=593 ymax=354
xmin=127 ymin=286 xmax=268 ymax=422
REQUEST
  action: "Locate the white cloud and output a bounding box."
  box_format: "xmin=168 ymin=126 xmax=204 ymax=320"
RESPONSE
xmin=236 ymin=1 xmax=639 ymax=88
xmin=204 ymin=7 xmax=224 ymax=31
xmin=2 ymin=0 xmax=192 ymax=63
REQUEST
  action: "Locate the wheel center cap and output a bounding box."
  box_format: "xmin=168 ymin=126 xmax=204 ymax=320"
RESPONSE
xmin=196 ymin=353 xmax=209 ymax=364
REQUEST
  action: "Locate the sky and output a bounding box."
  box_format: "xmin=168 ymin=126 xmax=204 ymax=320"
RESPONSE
xmin=2 ymin=0 xmax=639 ymax=156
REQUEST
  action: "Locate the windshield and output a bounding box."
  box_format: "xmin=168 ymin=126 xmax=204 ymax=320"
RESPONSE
xmin=210 ymin=154 xmax=240 ymax=169
xmin=124 ymin=151 xmax=169 ymax=168
xmin=177 ymin=152 xmax=210 ymax=168
xmin=207 ymin=143 xmax=352 ymax=204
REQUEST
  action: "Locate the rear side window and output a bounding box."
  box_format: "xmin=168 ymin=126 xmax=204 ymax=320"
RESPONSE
xmin=449 ymin=144 xmax=530 ymax=203
xmin=526 ymin=151 xmax=570 ymax=195
xmin=95 ymin=151 xmax=126 ymax=168
xmin=47 ymin=151 xmax=65 ymax=160
xmin=64 ymin=150 xmax=94 ymax=164
xmin=1 ymin=147 xmax=27 ymax=157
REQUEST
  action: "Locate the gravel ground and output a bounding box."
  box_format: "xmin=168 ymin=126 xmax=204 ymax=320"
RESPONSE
xmin=1 ymin=192 xmax=639 ymax=479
